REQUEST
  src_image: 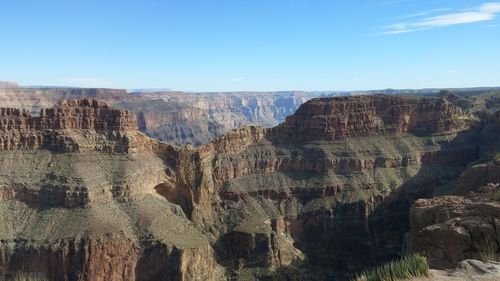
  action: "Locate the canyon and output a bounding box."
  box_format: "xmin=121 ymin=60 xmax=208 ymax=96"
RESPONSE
xmin=0 ymin=88 xmax=325 ymax=146
xmin=0 ymin=89 xmax=498 ymax=280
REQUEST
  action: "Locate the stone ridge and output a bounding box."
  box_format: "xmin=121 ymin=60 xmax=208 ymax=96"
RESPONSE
xmin=268 ymin=95 xmax=464 ymax=142
xmin=0 ymin=98 xmax=138 ymax=152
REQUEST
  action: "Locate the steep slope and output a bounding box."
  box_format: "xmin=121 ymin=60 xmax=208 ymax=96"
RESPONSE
xmin=406 ymin=112 xmax=500 ymax=270
xmin=0 ymin=99 xmax=221 ymax=281
xmin=0 ymin=94 xmax=497 ymax=280
xmin=166 ymin=95 xmax=485 ymax=279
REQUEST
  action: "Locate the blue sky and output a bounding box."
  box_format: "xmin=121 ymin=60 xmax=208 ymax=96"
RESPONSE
xmin=1 ymin=0 xmax=499 ymax=91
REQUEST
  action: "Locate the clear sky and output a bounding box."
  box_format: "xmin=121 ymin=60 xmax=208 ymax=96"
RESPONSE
xmin=1 ymin=0 xmax=499 ymax=91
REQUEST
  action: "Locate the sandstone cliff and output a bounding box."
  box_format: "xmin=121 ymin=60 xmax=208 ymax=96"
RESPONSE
xmin=0 ymin=94 xmax=498 ymax=280
xmin=0 ymin=88 xmax=324 ymax=146
xmin=115 ymin=91 xmax=323 ymax=145
xmin=172 ymin=95 xmax=484 ymax=279
xmin=0 ymin=99 xmax=222 ymax=281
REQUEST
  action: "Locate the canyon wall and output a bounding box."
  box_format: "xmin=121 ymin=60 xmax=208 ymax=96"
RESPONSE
xmin=406 ymin=112 xmax=500 ymax=270
xmin=0 ymin=88 xmax=324 ymax=145
xmin=0 ymin=93 xmax=497 ymax=280
xmin=173 ymin=95 xmax=486 ymax=279
xmin=0 ymin=99 xmax=223 ymax=281
xmin=116 ymin=91 xmax=324 ymax=145
xmin=0 ymin=98 xmax=137 ymax=152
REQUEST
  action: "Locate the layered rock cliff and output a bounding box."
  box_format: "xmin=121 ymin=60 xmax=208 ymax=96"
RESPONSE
xmin=116 ymin=91 xmax=323 ymax=145
xmin=0 ymin=88 xmax=324 ymax=145
xmin=174 ymin=95 xmax=485 ymax=279
xmin=0 ymin=99 xmax=222 ymax=281
xmin=0 ymin=94 xmax=498 ymax=280
xmin=0 ymin=98 xmax=138 ymax=153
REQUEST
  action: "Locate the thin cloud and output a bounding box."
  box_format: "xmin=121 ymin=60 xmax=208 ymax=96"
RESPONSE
xmin=399 ymin=8 xmax=452 ymax=20
xmin=382 ymin=2 xmax=500 ymax=34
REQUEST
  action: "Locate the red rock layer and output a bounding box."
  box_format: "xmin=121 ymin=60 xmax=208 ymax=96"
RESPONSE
xmin=0 ymin=98 xmax=137 ymax=152
xmin=268 ymin=95 xmax=464 ymax=141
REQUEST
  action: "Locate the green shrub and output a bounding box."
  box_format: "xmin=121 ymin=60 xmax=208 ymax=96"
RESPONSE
xmin=495 ymin=189 xmax=500 ymax=201
xmin=493 ymin=181 xmax=500 ymax=201
xmin=355 ymin=254 xmax=430 ymax=281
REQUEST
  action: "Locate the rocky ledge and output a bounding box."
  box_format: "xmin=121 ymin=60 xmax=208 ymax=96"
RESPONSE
xmin=407 ymin=180 xmax=500 ymax=269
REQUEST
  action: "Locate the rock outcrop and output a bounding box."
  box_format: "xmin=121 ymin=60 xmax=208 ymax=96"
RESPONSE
xmin=409 ymin=259 xmax=500 ymax=281
xmin=268 ymin=95 xmax=465 ymax=141
xmin=407 ymin=183 xmax=500 ymax=269
xmin=0 ymin=98 xmax=137 ymax=152
xmin=116 ymin=91 xmax=324 ymax=145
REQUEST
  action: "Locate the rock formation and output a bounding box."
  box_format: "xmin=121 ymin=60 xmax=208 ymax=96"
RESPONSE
xmin=0 ymin=93 xmax=498 ymax=280
xmin=409 ymin=259 xmax=500 ymax=281
xmin=0 ymin=88 xmax=324 ymax=145
xmin=0 ymin=98 xmax=222 ymax=281
xmin=0 ymin=81 xmax=18 ymax=88
xmin=185 ymin=94 xmax=482 ymax=279
xmin=407 ymin=182 xmax=500 ymax=270
xmin=116 ymin=91 xmax=324 ymax=145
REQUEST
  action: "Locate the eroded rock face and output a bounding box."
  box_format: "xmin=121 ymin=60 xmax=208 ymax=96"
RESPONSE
xmin=407 ymin=183 xmax=500 ymax=269
xmin=0 ymin=88 xmax=323 ymax=145
xmin=268 ymin=95 xmax=465 ymax=141
xmin=0 ymin=98 xmax=139 ymax=153
xmin=0 ymin=94 xmax=497 ymax=280
xmin=174 ymin=95 xmax=483 ymax=277
xmin=116 ymin=91 xmax=323 ymax=145
xmin=0 ymin=99 xmax=222 ymax=281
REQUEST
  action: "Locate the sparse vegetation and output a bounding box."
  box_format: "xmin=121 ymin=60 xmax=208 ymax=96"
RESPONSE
xmin=354 ymin=254 xmax=430 ymax=281
xmin=0 ymin=273 xmax=47 ymax=281
xmin=474 ymin=238 xmax=498 ymax=262
xmin=494 ymin=187 xmax=500 ymax=202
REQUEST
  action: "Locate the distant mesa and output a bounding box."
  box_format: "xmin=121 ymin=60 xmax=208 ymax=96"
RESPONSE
xmin=0 ymin=81 xmax=19 ymax=88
